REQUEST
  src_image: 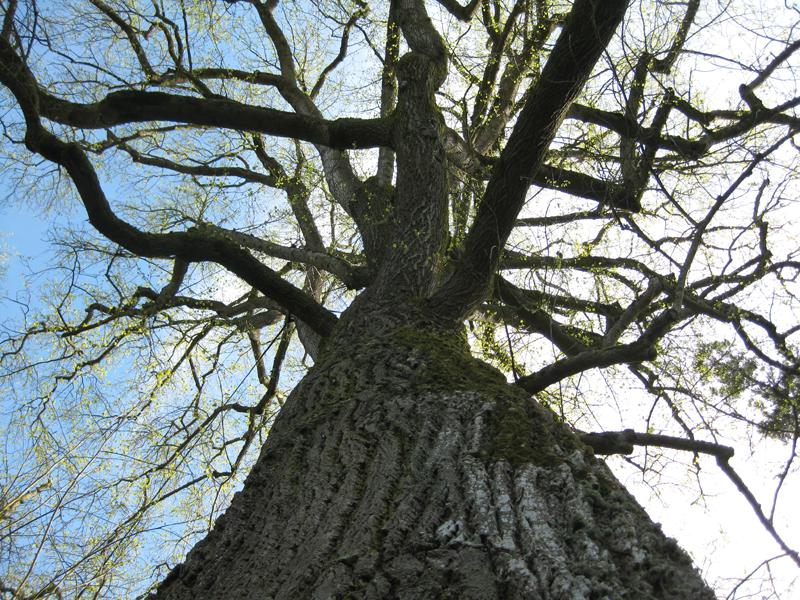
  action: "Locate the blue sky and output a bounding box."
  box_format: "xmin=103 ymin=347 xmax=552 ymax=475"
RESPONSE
xmin=0 ymin=200 xmax=51 ymax=317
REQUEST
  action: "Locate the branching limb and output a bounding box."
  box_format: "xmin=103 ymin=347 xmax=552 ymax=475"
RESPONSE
xmin=250 ymin=136 xmax=328 ymax=254
xmin=493 ymin=277 xmax=610 ymax=356
xmin=40 ymin=89 xmax=389 ymax=149
xmin=516 ymin=338 xmax=656 ymax=394
xmin=310 ymin=2 xmax=368 ymax=99
xmin=0 ymin=40 xmax=338 ymax=337
xmin=651 ymin=0 xmax=699 ymax=73
xmin=89 ymin=0 xmax=155 ymax=80
xmin=395 ymin=0 xmax=448 ymax=61
xmin=0 ymin=36 xmax=389 ymax=149
xmin=376 ymin=2 xmax=400 ymax=187
xmin=567 ymin=102 xmax=707 ymax=158
xmin=470 ymin=2 xmax=531 ymax=153
xmin=673 ymin=136 xmax=793 ymax=311
xmin=515 ymin=308 xmax=683 ymax=394
xmin=742 ymin=38 xmax=800 ymax=97
xmin=602 ymin=278 xmax=662 ymax=346
xmin=245 ymin=1 xmax=389 ymax=260
xmin=106 ymin=133 xmax=278 ymax=186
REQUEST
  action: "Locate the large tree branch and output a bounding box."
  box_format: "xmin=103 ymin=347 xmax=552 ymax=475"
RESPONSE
xmin=534 ymin=163 xmax=636 ymax=210
xmin=250 ymin=137 xmax=327 ymax=253
xmin=651 ymin=0 xmax=699 ymax=73
xmin=310 ymin=3 xmax=367 ymax=99
xmin=429 ymin=0 xmax=630 ymax=320
xmin=35 ymin=88 xmax=390 ymax=149
xmin=367 ymin=0 xmax=450 ymax=296
xmin=469 ymin=1 xmax=527 ymax=151
xmin=395 ymin=0 xmax=448 ymax=61
xmin=376 ymin=2 xmax=400 ymax=187
xmin=580 ymin=429 xmax=734 ymax=460
xmin=153 ymin=67 xmax=285 ymax=88
xmin=89 ymin=0 xmax=156 ymax=80
xmin=0 ymin=35 xmax=388 ymax=149
xmin=492 ymin=283 xmax=596 ymax=357
xmin=515 ymin=339 xmax=656 ymax=394
xmin=472 ymin=5 xmax=566 ymax=153
xmin=570 ymin=94 xmax=800 ymax=164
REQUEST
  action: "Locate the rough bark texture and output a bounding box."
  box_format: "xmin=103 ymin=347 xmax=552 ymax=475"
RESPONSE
xmin=154 ymin=302 xmax=715 ymax=599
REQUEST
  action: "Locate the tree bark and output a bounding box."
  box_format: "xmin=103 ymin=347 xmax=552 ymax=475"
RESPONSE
xmin=153 ymin=300 xmax=715 ymax=600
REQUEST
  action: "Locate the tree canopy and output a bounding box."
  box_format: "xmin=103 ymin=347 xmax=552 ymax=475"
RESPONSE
xmin=0 ymin=0 xmax=799 ymax=597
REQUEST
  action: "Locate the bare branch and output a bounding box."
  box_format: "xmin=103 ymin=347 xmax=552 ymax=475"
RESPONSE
xmin=580 ymin=429 xmax=734 ymax=460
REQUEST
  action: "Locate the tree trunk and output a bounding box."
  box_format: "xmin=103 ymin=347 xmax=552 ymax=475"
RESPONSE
xmin=153 ymin=301 xmax=715 ymax=599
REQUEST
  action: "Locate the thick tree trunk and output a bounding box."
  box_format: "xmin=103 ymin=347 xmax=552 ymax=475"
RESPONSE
xmin=153 ymin=302 xmax=715 ymax=599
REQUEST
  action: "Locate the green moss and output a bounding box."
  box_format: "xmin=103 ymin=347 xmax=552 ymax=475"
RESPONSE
xmin=301 ymin=322 xmax=576 ymax=471
xmin=392 ymin=326 xmax=573 ymax=468
xmin=391 ymin=326 xmax=578 ymax=469
xmin=480 ymin=395 xmax=562 ymax=468
xmin=391 ymin=326 xmax=511 ymax=397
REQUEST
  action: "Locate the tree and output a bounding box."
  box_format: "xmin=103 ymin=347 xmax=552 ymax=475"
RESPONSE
xmin=1 ymin=0 xmax=799 ymax=597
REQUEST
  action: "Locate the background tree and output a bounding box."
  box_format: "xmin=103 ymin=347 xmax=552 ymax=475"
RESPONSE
xmin=0 ymin=0 xmax=799 ymax=598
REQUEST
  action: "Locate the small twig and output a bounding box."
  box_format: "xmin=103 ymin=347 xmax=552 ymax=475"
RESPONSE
xmin=725 ymin=553 xmax=791 ymax=600
xmin=503 ymin=320 xmax=519 ymax=381
xmin=673 ymin=134 xmax=791 ymax=311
